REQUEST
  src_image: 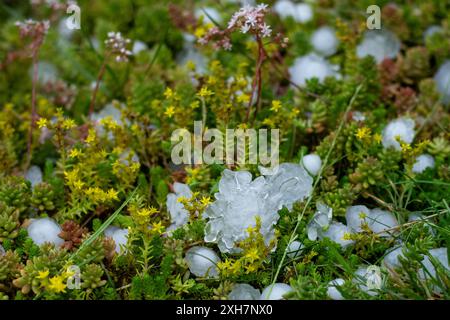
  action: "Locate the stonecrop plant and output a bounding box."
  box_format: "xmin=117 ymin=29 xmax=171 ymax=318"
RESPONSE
xmin=0 ymin=0 xmax=449 ymax=301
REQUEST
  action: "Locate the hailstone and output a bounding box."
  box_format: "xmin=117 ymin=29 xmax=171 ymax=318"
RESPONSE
xmin=166 ymin=182 xmax=192 ymax=231
xmin=327 ymin=278 xmax=345 ymax=300
xmin=229 ymin=283 xmax=260 ymax=300
xmin=412 ymin=154 xmax=435 ymax=173
xmin=307 ymin=203 xmax=332 ymax=241
xmin=204 ymin=164 xmax=312 ymax=253
xmin=418 ymin=248 xmax=449 ymax=280
xmin=25 ymin=165 xmax=43 ymax=188
xmin=311 ymin=26 xmax=339 ymax=57
xmin=321 ymin=222 xmax=354 ymax=248
xmin=289 ymin=53 xmax=340 ymax=87
xmin=345 ymin=205 xmax=371 ymax=233
xmin=367 ymin=209 xmax=398 ymax=238
xmin=383 ymin=246 xmax=405 ymax=270
xmin=381 ymin=118 xmax=416 ymax=150
xmin=260 ymin=283 xmax=293 ymax=300
xmin=105 ymin=226 xmax=129 ymax=253
xmin=27 ymin=218 xmax=64 ymax=246
xmin=185 ymin=246 xmax=220 ymax=278
xmin=301 ymin=154 xmax=322 ymax=176
xmin=434 ymin=60 xmax=450 ymax=105
xmin=356 ymin=29 xmax=401 ymax=64
xmin=286 ymin=240 xmax=304 ymax=259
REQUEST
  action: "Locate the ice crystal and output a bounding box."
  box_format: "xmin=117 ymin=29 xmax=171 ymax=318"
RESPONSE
xmin=204 ymin=163 xmax=312 ymax=253
xmin=185 ymin=246 xmax=220 ymax=278
xmin=104 ymin=226 xmax=129 ymax=253
xmin=301 ymin=153 xmax=322 ymax=176
xmin=345 ymin=205 xmax=371 ymax=233
xmin=412 ymin=154 xmax=435 ymax=173
xmin=286 ymin=240 xmax=304 ymax=259
xmin=327 ymin=278 xmax=345 ymax=300
xmin=321 ymin=222 xmax=354 ymax=248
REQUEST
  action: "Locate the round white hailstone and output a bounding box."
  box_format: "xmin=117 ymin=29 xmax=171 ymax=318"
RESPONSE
xmin=424 ymin=25 xmax=443 ymax=41
xmin=260 ymin=283 xmax=293 ymax=300
xmin=381 ymin=118 xmax=416 ymax=151
xmin=27 ymin=218 xmax=64 ymax=246
xmin=110 ymin=228 xmax=129 ymax=254
xmin=434 ymin=60 xmax=450 ymax=105
xmin=294 ymin=3 xmax=313 ymax=23
xmin=301 ymin=154 xmax=322 ymax=176
xmin=195 ymin=7 xmax=222 ymax=25
xmin=383 ymin=246 xmax=405 ymax=270
xmin=368 ymin=209 xmax=398 ymax=238
xmin=412 ymin=154 xmax=435 ymax=173
xmin=321 ymin=222 xmax=354 ymax=248
xmin=273 ymin=0 xmax=296 ymax=19
xmin=353 ymin=266 xmax=380 ymax=296
xmin=185 ymin=246 xmax=220 ymax=278
xmin=307 ymin=203 xmax=332 ymax=241
xmin=287 ymin=240 xmax=304 ymax=259
xmin=166 ymin=182 xmax=192 ymax=231
xmin=25 ymin=165 xmax=43 ymax=188
xmin=352 ymin=111 xmax=366 ymax=122
xmin=345 ymin=205 xmax=371 ymax=233
xmin=104 ymin=225 xmax=120 ymax=238
xmin=356 ymin=29 xmax=401 ymax=64
xmin=327 ymin=278 xmax=345 ymax=300
xmin=311 ymin=26 xmax=339 ymax=57
xmin=229 ymin=284 xmax=261 ymax=300
xmin=58 ymin=18 xmax=75 ymax=40
xmin=132 ymin=40 xmax=147 ymax=55
xmin=289 ymin=53 xmax=341 ymax=87
xmin=418 ymin=248 xmax=449 ymax=280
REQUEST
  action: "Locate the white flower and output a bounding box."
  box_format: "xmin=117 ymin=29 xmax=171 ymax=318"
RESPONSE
xmin=260 ymin=283 xmax=293 ymax=300
xmin=166 ymin=182 xmax=192 ymax=231
xmin=356 ymin=29 xmax=401 ymax=64
xmin=289 ymin=53 xmax=341 ymax=87
xmin=311 ymin=26 xmax=339 ymax=57
xmin=307 ymin=203 xmax=333 ymax=241
xmin=229 ymin=283 xmax=260 ymax=300
xmin=204 ymin=164 xmax=313 ymax=253
xmin=260 ymin=23 xmax=272 ymax=38
xmin=381 ymin=118 xmax=415 ymax=150
xmin=434 ymin=60 xmax=450 ymax=105
xmin=412 ymin=154 xmax=435 ymax=173
xmin=185 ymin=246 xmax=220 ymax=278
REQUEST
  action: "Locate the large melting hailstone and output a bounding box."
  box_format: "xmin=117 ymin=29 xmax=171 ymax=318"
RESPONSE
xmin=185 ymin=246 xmax=220 ymax=278
xmin=204 ymin=163 xmax=313 ymax=253
xmin=289 ymin=53 xmax=340 ymax=87
xmin=356 ymin=29 xmax=401 ymax=64
xmin=27 ymin=218 xmax=64 ymax=246
xmin=381 ymin=118 xmax=415 ymax=151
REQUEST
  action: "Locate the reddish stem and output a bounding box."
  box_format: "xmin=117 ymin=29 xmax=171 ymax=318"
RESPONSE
xmin=245 ymin=35 xmax=266 ymax=123
xmin=88 ymin=55 xmax=109 ymax=117
xmin=26 ymin=51 xmax=39 ymax=168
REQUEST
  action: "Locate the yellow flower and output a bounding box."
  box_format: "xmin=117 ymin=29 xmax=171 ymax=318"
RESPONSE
xmin=190 ymin=101 xmax=200 ymax=109
xmin=151 ymin=221 xmax=165 ymax=234
xmin=73 ymin=180 xmax=85 ymax=190
xmin=62 ymin=119 xmax=76 ymax=130
xmin=37 ymin=118 xmax=48 ymax=129
xmin=164 ymin=87 xmax=173 ymax=99
xmin=197 ymin=86 xmax=214 ymax=98
xmin=245 ymin=264 xmax=258 ymax=274
xmin=244 ymin=248 xmax=259 ymax=262
xmin=69 ymin=148 xmax=82 ymax=158
xmin=85 ymin=128 xmax=96 ymax=144
xmin=37 ymin=270 xmax=50 ymax=280
xmin=355 ymin=127 xmax=371 ymax=140
xmin=373 ymin=133 xmax=382 ymax=144
xmin=237 ymin=93 xmax=250 ymax=104
xmin=200 ymin=196 xmax=212 ymax=206
xmin=164 ymin=106 xmax=175 ymax=118
xmin=270 ymin=100 xmax=282 ymax=112
xmin=138 ymin=207 xmax=158 ymax=217
xmin=48 ymin=276 xmax=67 ymax=293
xmin=246 ymin=225 xmax=257 ymax=234
xmin=262 ymin=118 xmax=275 ymax=128
xmin=107 ymin=189 xmax=119 ymax=201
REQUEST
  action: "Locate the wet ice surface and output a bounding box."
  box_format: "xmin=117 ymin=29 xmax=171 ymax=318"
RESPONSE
xmin=311 ymin=26 xmax=339 ymax=57
xmin=383 ymin=246 xmax=405 ymax=269
xmin=229 ymin=283 xmax=261 ymax=300
xmin=260 ymin=283 xmax=293 ymax=300
xmin=368 ymin=209 xmax=398 ymax=238
xmin=185 ymin=246 xmax=220 ymax=278
xmin=166 ymin=182 xmax=192 ymax=231
xmin=345 ymin=205 xmax=371 ymax=233
xmin=286 ymin=240 xmax=304 ymax=259
xmin=204 ymin=164 xmax=313 ymax=253
xmin=412 ymin=154 xmax=435 ymax=173
xmin=27 ymin=218 xmax=64 ymax=246
xmin=382 ymin=118 xmax=416 ymax=151
xmin=322 ymin=222 xmax=354 ymax=248
xmin=25 ymin=165 xmax=43 ymax=188
xmin=301 ymin=153 xmax=322 ymax=176
xmin=307 ymin=202 xmax=332 ymax=241
xmin=418 ymin=248 xmax=449 ymax=280
xmin=356 ymin=29 xmax=401 ymax=64
xmin=434 ymin=60 xmax=450 ymax=105
xmin=289 ymin=53 xmax=340 ymax=87
xmin=327 ymin=278 xmax=345 ymax=300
